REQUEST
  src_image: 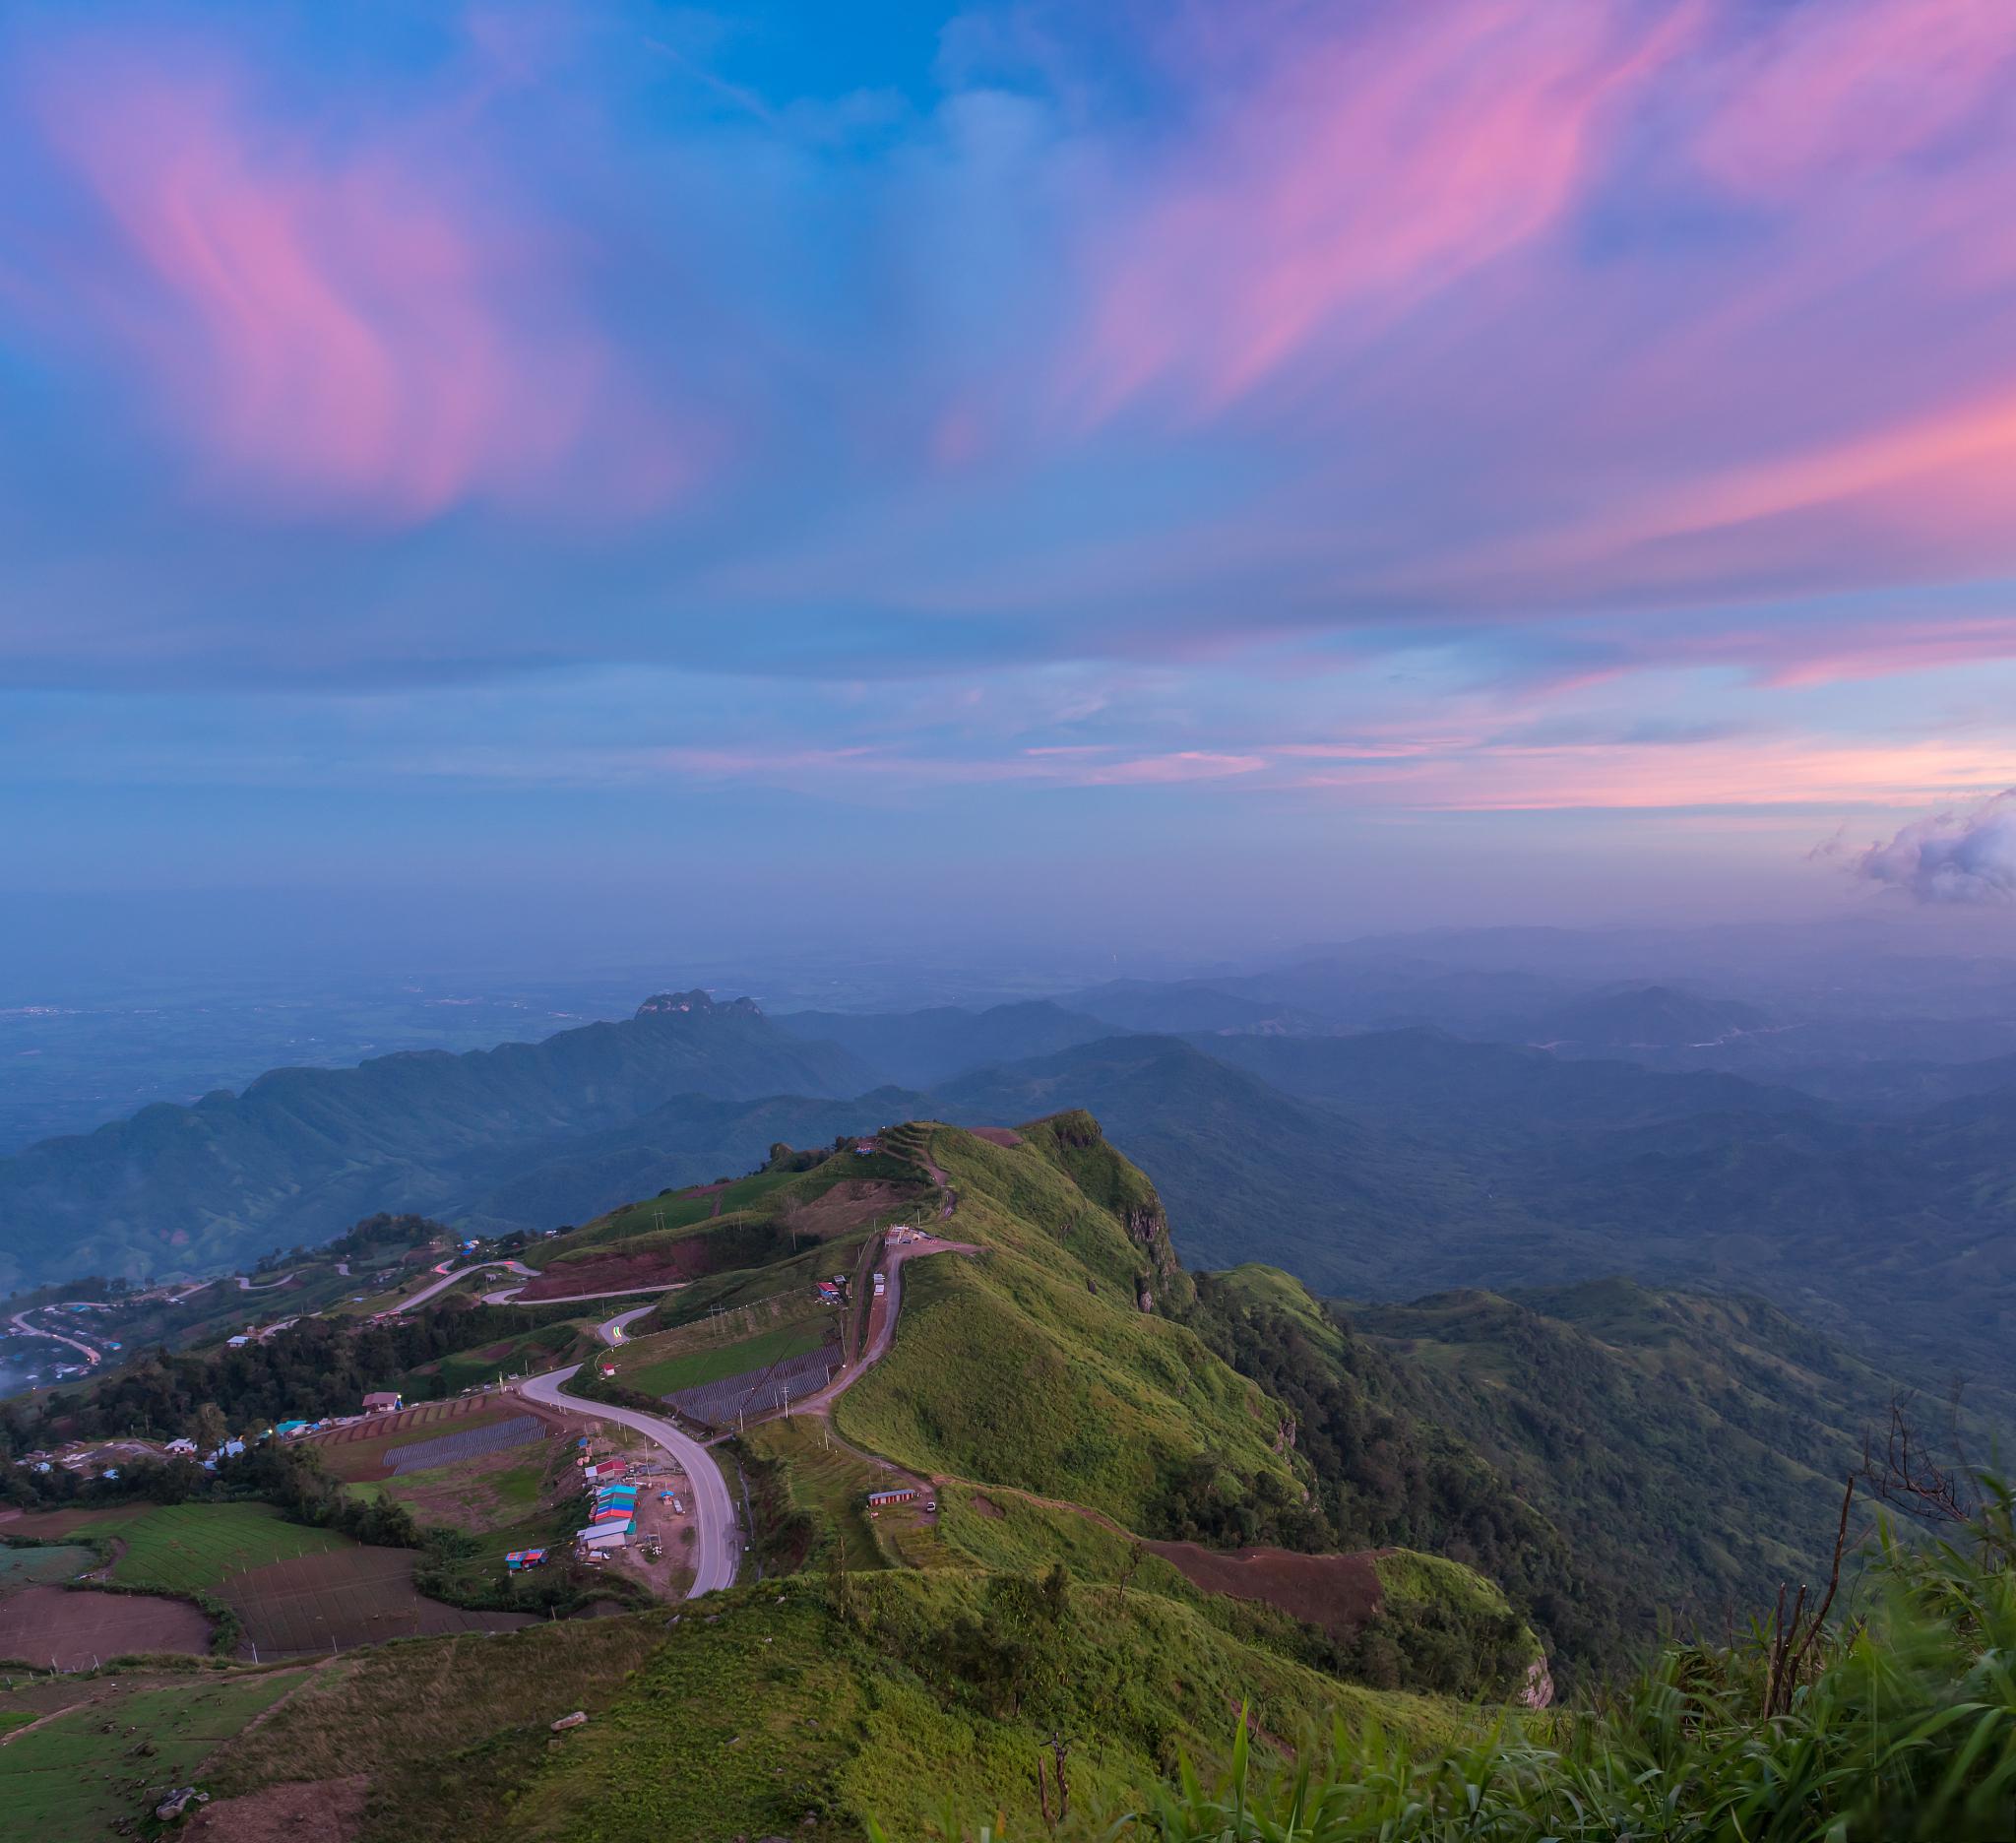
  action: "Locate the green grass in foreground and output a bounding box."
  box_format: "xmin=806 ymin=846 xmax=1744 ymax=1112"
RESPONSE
xmin=0 ymin=1670 xmax=302 ymax=1843
xmin=104 ymin=1502 xmax=351 ymax=1594
xmin=907 ymin=1492 xmax=2016 ymax=1843
xmin=207 ymin=1619 xmax=667 ymax=1843
xmin=494 ymin=1571 xmax=1449 ymax=1843
xmin=621 ymin=1317 xmax=832 ymax=1396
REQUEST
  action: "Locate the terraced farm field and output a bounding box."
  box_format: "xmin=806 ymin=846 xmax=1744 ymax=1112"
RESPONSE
xmin=621 ymin=1317 xmax=834 ymax=1397
xmin=744 ymin=1420 xmax=889 ymax=1571
xmin=385 ymin=1413 xmax=544 ymax=1473
xmin=221 ymin=1547 xmax=539 ymax=1655
xmin=376 ymin=1437 xmax=559 ymax=1535
xmin=102 ymin=1503 xmax=351 ymax=1594
xmin=0 ymin=1670 xmax=305 ymax=1842
xmin=581 ymin=1170 xmax=799 ymax=1247
xmin=307 ymin=1395 xmax=531 ymax=1481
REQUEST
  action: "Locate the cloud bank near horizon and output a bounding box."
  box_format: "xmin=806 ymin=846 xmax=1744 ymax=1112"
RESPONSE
xmin=1856 ymin=792 xmax=2016 ymax=906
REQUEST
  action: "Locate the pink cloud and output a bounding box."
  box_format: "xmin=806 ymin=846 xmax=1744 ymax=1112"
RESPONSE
xmin=1080 ymin=750 xmax=1266 ymax=785
xmin=1072 ymin=0 xmax=1695 ymax=419
xmin=1692 ymin=0 xmax=2016 ymax=197
xmin=1292 ymin=736 xmax=2016 ymax=812
xmin=30 ymin=49 xmax=678 ymax=521
xmin=1633 ymin=611 xmax=2016 ymax=688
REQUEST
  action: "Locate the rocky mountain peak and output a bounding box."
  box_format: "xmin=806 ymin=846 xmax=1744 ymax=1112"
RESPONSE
xmin=634 ymin=989 xmax=763 ymax=1019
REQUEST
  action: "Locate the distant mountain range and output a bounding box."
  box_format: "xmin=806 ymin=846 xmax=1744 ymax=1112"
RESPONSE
xmin=773 ymin=999 xmax=1112 ymax=1086
xmin=928 ymin=1029 xmax=2016 ymax=1413
xmin=7 ymin=981 xmax=2016 ymax=1421
xmin=0 ymin=991 xmax=873 ymax=1291
xmin=1515 ymin=983 xmax=1772 ymax=1051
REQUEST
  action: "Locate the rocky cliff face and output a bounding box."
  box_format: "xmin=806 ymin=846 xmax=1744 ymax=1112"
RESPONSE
xmin=1125 ymin=1200 xmax=1185 ymax=1313
xmin=1022 ymin=1108 xmax=1193 ymax=1313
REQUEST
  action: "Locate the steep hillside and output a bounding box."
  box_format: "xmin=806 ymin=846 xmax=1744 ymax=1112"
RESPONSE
xmin=1179 ymin=1264 xmax=1922 ymax=1677
xmin=200 ymin=1572 xmax=1460 ymax=1843
xmin=830 ymin=1117 xmax=1298 ymax=1531
xmin=1337 ymin=1277 xmax=1890 ymax=1629
xmin=0 ymin=992 xmax=872 ymax=1290
xmin=944 ymin=1033 xmax=2016 ymax=1409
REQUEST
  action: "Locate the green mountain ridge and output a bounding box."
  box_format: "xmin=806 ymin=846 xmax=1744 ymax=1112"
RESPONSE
xmin=0 ymin=991 xmax=875 ymax=1290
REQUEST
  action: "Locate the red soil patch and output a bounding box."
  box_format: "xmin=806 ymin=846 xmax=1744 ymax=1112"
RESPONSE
xmin=1147 ymin=1543 xmax=1385 ymax=1642
xmin=0 ymin=1583 xmax=211 ymax=1667
xmin=516 ymin=1244 xmax=708 ymax=1301
xmin=188 ymin=1774 xmax=370 ymax=1843
xmin=222 ymin=1547 xmax=539 ymax=1656
xmin=970 ymin=1126 xmax=1023 ymax=1147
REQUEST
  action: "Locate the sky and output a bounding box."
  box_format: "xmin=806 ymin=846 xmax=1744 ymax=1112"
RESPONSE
xmin=4 ymin=0 xmax=2016 ymax=976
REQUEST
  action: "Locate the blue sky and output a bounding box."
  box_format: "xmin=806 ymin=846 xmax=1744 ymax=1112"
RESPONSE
xmin=5 ymin=0 xmax=2016 ymax=975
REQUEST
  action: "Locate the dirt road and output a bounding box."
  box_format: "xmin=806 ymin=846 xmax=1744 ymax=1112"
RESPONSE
xmin=794 ymin=1234 xmax=975 ymax=1417
xmin=516 ymin=1366 xmax=739 ymax=1597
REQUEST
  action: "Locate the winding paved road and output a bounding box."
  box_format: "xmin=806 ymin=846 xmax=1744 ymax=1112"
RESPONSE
xmin=517 ymin=1366 xmax=740 ymax=1597
xmin=6 ymin=1308 xmax=101 ymax=1370
xmin=392 ymin=1259 xmax=540 ymax=1314
xmin=479 ymin=1279 xmax=687 ymax=1307
xmin=597 ymin=1303 xmax=659 ymax=1347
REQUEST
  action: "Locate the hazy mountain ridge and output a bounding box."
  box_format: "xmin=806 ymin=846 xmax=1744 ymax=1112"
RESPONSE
xmin=0 ymin=991 xmax=873 ymax=1289
xmin=9 ymin=978 xmax=2016 ymax=1423
xmin=926 ymin=1031 xmax=2016 ymax=1412
xmin=773 ymin=998 xmax=1114 ymax=1086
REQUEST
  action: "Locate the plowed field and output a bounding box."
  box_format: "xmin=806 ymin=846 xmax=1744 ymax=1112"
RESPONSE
xmin=221 ymin=1547 xmax=539 ymax=1656
xmin=1145 ymin=1542 xmax=1384 ymax=1640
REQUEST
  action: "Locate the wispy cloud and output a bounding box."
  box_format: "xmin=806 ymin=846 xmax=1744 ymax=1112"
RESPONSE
xmin=20 ymin=43 xmax=686 ymax=521
xmin=4 ymin=0 xmax=2016 ymax=894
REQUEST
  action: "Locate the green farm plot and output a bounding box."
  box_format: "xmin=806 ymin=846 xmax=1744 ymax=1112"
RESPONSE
xmin=0 ymin=1544 xmax=95 ymax=1590
xmin=104 ymin=1503 xmax=351 ymax=1595
xmin=575 ymin=1191 xmax=722 ymax=1248
xmin=583 ymin=1170 xmax=800 ymax=1248
xmin=0 ymin=1670 xmax=305 ymax=1843
xmin=619 ymin=1317 xmax=833 ymax=1397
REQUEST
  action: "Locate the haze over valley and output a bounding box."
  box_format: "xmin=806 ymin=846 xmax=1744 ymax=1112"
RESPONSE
xmin=6 ymin=0 xmax=2016 ymax=1836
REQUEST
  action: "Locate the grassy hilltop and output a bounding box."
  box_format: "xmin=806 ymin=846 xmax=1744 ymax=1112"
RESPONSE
xmin=166 ymin=1112 xmax=1544 ymax=1843
xmin=5 ymin=1109 xmax=1962 ymax=1842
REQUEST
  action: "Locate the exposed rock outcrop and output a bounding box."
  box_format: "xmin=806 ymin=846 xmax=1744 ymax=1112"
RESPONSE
xmin=635 ymin=989 xmax=763 ymax=1018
